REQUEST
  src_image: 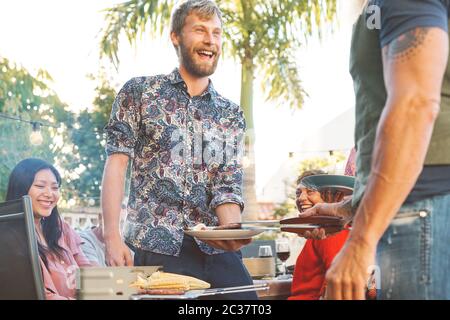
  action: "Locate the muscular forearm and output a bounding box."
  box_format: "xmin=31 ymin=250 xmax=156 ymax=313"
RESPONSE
xmin=101 ymin=154 xmax=129 ymax=240
xmin=350 ymin=97 xmax=439 ymax=246
xmin=349 ymin=27 xmax=448 ymax=248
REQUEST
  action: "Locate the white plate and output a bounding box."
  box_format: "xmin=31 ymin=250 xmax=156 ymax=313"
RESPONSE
xmin=184 ymin=228 xmax=264 ymax=240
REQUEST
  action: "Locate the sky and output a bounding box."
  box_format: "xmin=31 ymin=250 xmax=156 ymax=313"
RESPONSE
xmin=0 ymin=0 xmax=359 ymax=199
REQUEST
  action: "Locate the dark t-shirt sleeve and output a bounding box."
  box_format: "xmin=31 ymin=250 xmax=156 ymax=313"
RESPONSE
xmin=373 ymin=0 xmax=449 ymax=48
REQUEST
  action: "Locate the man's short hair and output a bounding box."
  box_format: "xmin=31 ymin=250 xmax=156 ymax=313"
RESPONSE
xmin=170 ymin=0 xmax=223 ymax=36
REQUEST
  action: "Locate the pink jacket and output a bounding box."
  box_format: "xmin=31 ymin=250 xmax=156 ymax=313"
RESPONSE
xmin=39 ymin=221 xmax=95 ymax=300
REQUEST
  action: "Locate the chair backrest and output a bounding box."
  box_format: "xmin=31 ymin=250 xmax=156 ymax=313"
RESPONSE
xmin=0 ymin=196 xmax=45 ymax=300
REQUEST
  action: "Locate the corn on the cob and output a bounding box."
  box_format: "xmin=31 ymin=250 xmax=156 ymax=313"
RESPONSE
xmin=131 ymin=271 xmax=210 ymax=291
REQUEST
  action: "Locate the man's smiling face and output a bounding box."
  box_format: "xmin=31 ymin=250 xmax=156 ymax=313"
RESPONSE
xmin=172 ymin=12 xmax=222 ymax=78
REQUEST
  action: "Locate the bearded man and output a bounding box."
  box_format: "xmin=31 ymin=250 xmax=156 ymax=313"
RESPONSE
xmin=101 ymin=0 xmax=256 ymax=299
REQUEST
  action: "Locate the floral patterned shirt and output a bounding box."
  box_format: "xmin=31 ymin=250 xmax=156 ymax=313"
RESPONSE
xmin=105 ymin=68 xmax=245 ymax=256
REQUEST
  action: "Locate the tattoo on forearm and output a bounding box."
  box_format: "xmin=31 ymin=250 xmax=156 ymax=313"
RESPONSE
xmin=385 ymin=27 xmax=430 ymax=62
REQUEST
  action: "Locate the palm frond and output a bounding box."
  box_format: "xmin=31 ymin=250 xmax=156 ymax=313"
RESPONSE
xmin=99 ymin=0 xmax=175 ymax=68
xmin=98 ymin=0 xmax=337 ymax=108
xmin=252 ymin=0 xmax=336 ymax=108
xmin=258 ymin=43 xmax=307 ymax=109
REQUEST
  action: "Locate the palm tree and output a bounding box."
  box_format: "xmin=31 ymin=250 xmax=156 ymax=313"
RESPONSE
xmin=99 ymin=0 xmax=337 ymax=220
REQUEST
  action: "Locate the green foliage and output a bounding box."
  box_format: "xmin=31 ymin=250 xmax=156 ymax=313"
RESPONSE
xmin=99 ymin=0 xmax=337 ymax=110
xmin=218 ymin=0 xmax=337 ymax=108
xmin=298 ymin=151 xmax=346 ymax=175
xmin=273 ymin=197 xmax=297 ymax=219
xmin=0 ymin=58 xmax=117 ymax=208
xmin=0 ymin=57 xmax=75 ymax=201
xmin=100 ymin=0 xmax=175 ymax=69
xmin=62 ymin=71 xmax=117 ymax=207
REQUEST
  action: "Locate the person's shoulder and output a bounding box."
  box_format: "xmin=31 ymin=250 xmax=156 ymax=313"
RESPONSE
xmin=59 ymin=220 xmax=82 ymax=245
xmin=214 ymin=93 xmax=238 ymax=107
xmin=121 ymin=75 xmax=154 ymax=88
xmin=215 ymin=95 xmax=245 ymax=128
xmin=370 ymin=0 xmax=449 ymax=48
xmin=77 ymin=228 xmax=95 ymax=240
xmin=374 ymin=0 xmax=449 ymax=19
xmin=214 ymin=93 xmax=243 ymax=115
xmin=120 ymin=74 xmax=169 ymax=93
xmin=369 ymin=0 xmax=448 ymax=17
xmin=61 ymin=220 xmax=85 ymax=239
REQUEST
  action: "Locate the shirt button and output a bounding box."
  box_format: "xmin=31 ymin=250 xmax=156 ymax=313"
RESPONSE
xmin=419 ymin=211 xmax=428 ymax=218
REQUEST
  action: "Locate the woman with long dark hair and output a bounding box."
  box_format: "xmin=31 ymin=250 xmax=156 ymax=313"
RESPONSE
xmin=6 ymin=158 xmax=94 ymax=300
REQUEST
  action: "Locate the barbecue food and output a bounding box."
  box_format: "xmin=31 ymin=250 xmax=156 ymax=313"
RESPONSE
xmin=137 ymin=289 xmax=187 ymax=295
xmin=192 ymin=223 xmax=207 ymax=231
xmin=213 ymin=223 xmax=241 ymax=230
xmin=191 ymin=223 xmax=242 ymax=230
xmin=131 ymin=271 xmax=210 ymax=291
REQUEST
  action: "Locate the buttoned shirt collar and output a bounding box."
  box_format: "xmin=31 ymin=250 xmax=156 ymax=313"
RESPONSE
xmin=168 ymin=68 xmax=217 ymax=99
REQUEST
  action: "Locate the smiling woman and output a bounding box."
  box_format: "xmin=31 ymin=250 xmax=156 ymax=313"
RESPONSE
xmin=290 ymin=162 xmax=356 ymax=300
xmin=295 ymin=170 xmax=327 ymax=212
xmin=27 ymin=169 xmax=60 ymax=219
xmin=6 ymin=158 xmax=96 ymax=300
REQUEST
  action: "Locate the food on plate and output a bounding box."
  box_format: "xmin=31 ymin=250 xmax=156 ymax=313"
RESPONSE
xmin=130 ymin=271 xmax=211 ymax=291
xmin=213 ymin=223 xmax=241 ymax=230
xmin=137 ymin=288 xmax=187 ymax=295
xmin=190 ymin=222 xmax=242 ymax=231
xmin=192 ymin=223 xmax=207 ymax=231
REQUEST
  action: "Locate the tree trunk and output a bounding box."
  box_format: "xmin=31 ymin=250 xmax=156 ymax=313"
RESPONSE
xmin=240 ymin=59 xmax=259 ymax=221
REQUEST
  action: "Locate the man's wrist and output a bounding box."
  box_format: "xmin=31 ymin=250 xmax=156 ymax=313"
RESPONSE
xmin=103 ymin=230 xmax=122 ymax=243
xmin=347 ymin=231 xmax=378 ymax=251
xmin=215 ymin=203 xmax=242 ymax=225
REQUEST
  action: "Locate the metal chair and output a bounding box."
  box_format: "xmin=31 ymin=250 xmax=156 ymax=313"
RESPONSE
xmin=0 ymin=196 xmax=45 ymax=299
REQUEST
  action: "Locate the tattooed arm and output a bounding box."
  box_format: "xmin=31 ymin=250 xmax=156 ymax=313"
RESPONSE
xmin=324 ymin=27 xmax=448 ymax=300
xmin=350 ymin=27 xmax=448 ymax=248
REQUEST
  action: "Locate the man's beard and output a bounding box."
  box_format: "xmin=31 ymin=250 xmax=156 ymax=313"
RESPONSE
xmin=178 ymin=41 xmax=219 ymax=78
